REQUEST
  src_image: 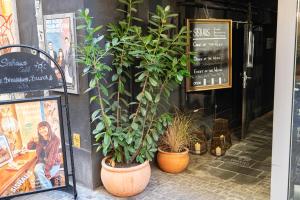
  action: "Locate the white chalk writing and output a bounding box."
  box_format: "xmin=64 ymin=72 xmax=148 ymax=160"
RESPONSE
xmin=0 ymin=58 xmax=27 ymax=68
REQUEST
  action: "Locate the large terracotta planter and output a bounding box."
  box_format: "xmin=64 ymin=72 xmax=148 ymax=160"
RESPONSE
xmin=157 ymin=147 xmax=189 ymax=173
xmin=101 ymin=157 xmax=151 ymax=197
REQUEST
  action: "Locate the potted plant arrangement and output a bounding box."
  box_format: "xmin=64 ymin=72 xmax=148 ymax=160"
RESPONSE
xmin=157 ymin=111 xmax=193 ymax=173
xmin=77 ymin=0 xmax=188 ymax=197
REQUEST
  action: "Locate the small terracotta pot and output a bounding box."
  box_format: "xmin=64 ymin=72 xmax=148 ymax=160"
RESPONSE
xmin=101 ymin=157 xmax=151 ymax=197
xmin=157 ymin=147 xmax=189 ymax=173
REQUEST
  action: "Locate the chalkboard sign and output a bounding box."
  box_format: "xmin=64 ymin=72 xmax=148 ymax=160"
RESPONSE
xmin=0 ymin=52 xmax=61 ymax=94
xmin=186 ymin=19 xmax=232 ymax=92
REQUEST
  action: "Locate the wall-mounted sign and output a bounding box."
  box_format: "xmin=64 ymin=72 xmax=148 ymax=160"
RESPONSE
xmin=186 ymin=19 xmax=232 ymax=92
xmin=72 ymin=133 xmax=80 ymax=149
xmin=0 ymin=96 xmax=68 ymax=198
xmin=44 ymin=13 xmax=79 ymax=94
xmin=0 ymin=52 xmax=61 ymax=94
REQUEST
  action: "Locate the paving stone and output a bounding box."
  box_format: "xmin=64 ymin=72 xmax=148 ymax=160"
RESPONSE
xmin=207 ymin=167 xmax=238 ymax=179
xmin=209 ymin=160 xmax=224 ymax=167
xmin=219 ymin=155 xmax=256 ymax=168
xmin=251 ymin=162 xmax=271 ymax=172
xmin=218 ymin=163 xmax=263 ymax=177
xmin=257 ymin=171 xmax=271 ymax=179
xmin=249 ymin=133 xmax=272 ymax=140
xmin=244 ymin=138 xmax=267 ymax=146
xmin=238 ymin=151 xmax=270 ymax=162
xmin=226 ymin=149 xmax=241 ymax=156
xmin=232 ymin=174 xmax=260 ymax=184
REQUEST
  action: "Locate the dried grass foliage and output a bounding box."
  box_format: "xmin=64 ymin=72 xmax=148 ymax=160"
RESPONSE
xmin=160 ymin=112 xmax=193 ymax=153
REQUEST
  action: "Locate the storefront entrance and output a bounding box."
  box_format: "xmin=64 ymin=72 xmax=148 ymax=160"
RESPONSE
xmin=166 ymin=1 xmax=277 ymax=199
xmin=173 ymin=0 xmax=277 ymax=140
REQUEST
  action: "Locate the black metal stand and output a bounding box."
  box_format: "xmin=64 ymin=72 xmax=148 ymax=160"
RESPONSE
xmin=0 ymin=44 xmax=77 ymax=200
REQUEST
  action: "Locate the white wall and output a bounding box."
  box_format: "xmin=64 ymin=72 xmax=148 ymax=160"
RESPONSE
xmin=271 ymin=0 xmax=298 ymax=199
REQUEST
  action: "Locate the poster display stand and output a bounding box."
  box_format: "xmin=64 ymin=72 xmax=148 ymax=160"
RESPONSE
xmin=0 ymin=45 xmax=77 ymax=200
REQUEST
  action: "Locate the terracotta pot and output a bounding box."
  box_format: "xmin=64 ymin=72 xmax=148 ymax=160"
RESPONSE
xmin=157 ymin=147 xmax=189 ymax=173
xmin=101 ymin=157 xmax=151 ymax=197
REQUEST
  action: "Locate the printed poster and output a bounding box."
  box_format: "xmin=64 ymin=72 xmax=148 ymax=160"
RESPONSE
xmin=0 ymin=97 xmax=67 ymax=198
xmin=44 ymin=13 xmax=79 ymax=94
xmin=0 ymin=0 xmax=20 ymax=53
xmin=0 ymin=0 xmax=24 ymax=101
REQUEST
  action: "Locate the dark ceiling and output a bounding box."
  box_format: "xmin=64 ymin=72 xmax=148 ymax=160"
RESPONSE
xmin=231 ymin=0 xmax=277 ymax=10
xmin=178 ymin=0 xmax=277 ymax=12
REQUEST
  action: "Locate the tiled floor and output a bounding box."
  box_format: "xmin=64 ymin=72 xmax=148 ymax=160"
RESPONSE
xmin=12 ymin=113 xmax=273 ymax=200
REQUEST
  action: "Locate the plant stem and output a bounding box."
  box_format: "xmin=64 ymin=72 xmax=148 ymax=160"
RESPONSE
xmin=96 ymin=83 xmax=110 ymax=131
xmin=131 ymin=75 xmax=149 ymax=122
xmin=116 ymin=0 xmax=133 ymax=128
xmin=117 ymin=77 xmax=121 ymax=127
xmin=129 ymin=78 xmax=168 ymax=163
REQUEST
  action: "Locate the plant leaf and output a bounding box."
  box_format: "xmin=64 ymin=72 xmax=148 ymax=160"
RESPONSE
xmin=149 ymin=77 xmax=158 ymax=86
xmin=154 ymin=95 xmax=160 ymax=103
xmin=144 ymin=91 xmax=153 ymax=102
xmin=131 ymin=122 xmax=139 ymax=130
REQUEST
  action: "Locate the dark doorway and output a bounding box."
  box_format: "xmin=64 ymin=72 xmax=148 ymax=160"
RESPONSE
xmin=173 ymin=0 xmax=278 ymax=139
xmin=98 ymin=1 xmax=278 ymax=199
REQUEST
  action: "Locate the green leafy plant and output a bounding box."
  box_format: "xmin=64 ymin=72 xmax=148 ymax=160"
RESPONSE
xmin=77 ymin=0 xmax=189 ymax=165
xmin=159 ymin=111 xmax=193 ymax=153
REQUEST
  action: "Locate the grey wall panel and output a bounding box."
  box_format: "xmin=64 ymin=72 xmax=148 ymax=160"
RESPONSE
xmin=42 ymin=0 xmax=84 ymax=15
xmin=16 ymin=0 xmax=39 ymax=47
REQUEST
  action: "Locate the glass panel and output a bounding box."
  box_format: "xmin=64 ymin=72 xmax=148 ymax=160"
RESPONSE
xmin=288 ymin=2 xmax=300 ymax=199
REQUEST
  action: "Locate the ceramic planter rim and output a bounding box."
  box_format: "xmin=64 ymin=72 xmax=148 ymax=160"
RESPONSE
xmin=101 ymin=156 xmax=150 ymax=173
xmin=158 ymin=147 xmax=189 ymax=155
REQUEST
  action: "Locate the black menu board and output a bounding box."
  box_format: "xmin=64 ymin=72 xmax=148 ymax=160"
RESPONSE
xmin=0 ymin=52 xmax=61 ymax=94
xmin=186 ymin=19 xmax=232 ymax=92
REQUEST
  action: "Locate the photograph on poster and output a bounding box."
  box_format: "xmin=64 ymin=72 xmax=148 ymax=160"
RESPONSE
xmin=44 ymin=13 xmax=78 ymax=94
xmin=0 ymin=97 xmax=67 ymax=198
xmin=0 ymin=135 xmax=13 ymax=167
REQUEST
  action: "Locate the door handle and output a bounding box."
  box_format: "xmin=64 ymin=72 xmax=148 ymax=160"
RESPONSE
xmin=243 ymin=71 xmax=252 ymax=88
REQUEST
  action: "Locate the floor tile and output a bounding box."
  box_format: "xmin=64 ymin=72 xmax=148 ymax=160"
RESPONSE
xmin=11 ymin=112 xmax=273 ymax=200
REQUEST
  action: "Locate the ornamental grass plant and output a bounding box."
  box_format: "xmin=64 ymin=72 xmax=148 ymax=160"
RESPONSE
xmin=159 ymin=111 xmax=193 ymax=153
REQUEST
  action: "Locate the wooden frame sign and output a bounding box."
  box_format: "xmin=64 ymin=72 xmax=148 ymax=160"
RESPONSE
xmin=186 ymin=19 xmax=232 ymax=92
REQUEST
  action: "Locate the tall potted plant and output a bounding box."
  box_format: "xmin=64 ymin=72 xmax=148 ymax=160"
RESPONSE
xmin=78 ymin=0 xmax=188 ymax=197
